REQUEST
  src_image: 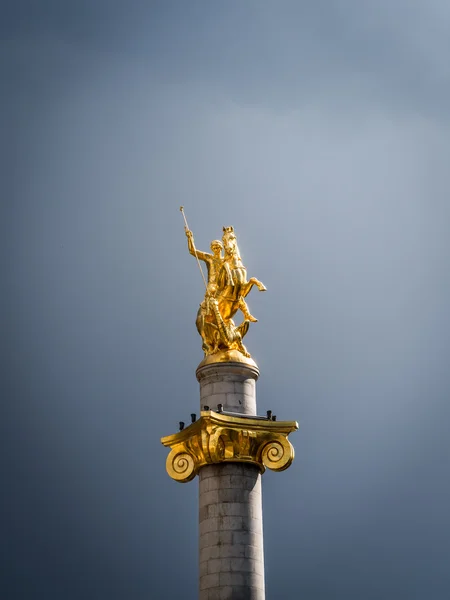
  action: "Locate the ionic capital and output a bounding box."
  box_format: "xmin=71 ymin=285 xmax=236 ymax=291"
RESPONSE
xmin=161 ymin=411 xmax=298 ymax=483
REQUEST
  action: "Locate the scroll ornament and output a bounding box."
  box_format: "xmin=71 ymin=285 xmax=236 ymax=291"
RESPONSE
xmin=161 ymin=411 xmax=298 ymax=483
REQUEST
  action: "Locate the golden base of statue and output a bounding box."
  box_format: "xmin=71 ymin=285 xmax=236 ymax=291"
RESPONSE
xmin=197 ymin=348 xmax=259 ymax=370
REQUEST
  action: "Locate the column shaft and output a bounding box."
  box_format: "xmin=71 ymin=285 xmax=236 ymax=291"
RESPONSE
xmin=197 ymin=363 xmax=265 ymax=600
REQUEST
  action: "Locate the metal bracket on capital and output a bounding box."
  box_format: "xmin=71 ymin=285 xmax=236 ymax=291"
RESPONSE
xmin=161 ymin=411 xmax=298 ymax=483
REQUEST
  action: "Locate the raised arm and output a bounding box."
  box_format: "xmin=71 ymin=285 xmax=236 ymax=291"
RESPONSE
xmin=185 ymin=229 xmax=211 ymax=262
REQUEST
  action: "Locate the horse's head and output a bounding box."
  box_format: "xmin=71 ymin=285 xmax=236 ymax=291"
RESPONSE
xmin=222 ymin=226 xmax=240 ymax=258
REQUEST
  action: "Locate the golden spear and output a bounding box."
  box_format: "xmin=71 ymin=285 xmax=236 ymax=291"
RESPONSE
xmin=180 ymin=206 xmax=208 ymax=291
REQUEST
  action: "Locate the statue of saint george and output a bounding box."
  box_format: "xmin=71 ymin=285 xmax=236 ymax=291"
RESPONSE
xmin=181 ymin=209 xmax=266 ymax=362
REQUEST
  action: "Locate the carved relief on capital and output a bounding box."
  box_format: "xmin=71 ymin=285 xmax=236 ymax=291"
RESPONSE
xmin=161 ymin=411 xmax=298 ymax=483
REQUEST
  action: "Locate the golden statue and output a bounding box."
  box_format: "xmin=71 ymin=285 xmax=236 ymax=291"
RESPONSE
xmin=181 ymin=208 xmax=266 ymax=362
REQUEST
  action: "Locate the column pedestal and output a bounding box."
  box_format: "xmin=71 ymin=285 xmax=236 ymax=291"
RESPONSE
xmin=160 ymin=358 xmax=298 ymax=600
xmin=197 ymin=362 xmax=264 ymax=600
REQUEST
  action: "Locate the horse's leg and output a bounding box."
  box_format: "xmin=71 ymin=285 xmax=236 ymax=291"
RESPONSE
xmin=249 ymin=277 xmax=267 ymax=292
xmin=240 ymin=278 xmax=266 ymax=298
xmin=238 ymin=296 xmax=257 ymax=322
xmin=240 ymin=281 xmax=253 ymax=298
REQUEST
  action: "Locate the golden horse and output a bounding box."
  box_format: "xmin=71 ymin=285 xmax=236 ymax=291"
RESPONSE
xmin=196 ymin=226 xmax=266 ymax=356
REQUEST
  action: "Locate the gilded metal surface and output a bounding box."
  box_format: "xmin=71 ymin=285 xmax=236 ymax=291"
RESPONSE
xmin=196 ymin=349 xmax=259 ymax=370
xmin=161 ymin=411 xmax=298 ymax=483
xmin=184 ymin=220 xmax=266 ymax=361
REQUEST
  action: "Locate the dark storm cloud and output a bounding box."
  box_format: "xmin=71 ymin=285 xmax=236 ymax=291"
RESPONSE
xmin=135 ymin=0 xmax=450 ymax=117
xmin=3 ymin=2 xmax=450 ymax=599
xmin=4 ymin=1 xmax=450 ymax=116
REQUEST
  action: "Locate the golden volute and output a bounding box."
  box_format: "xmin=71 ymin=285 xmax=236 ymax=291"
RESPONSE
xmin=161 ymin=411 xmax=298 ymax=483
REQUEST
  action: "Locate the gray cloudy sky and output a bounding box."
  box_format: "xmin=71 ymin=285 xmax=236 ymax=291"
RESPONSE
xmin=3 ymin=1 xmax=450 ymax=599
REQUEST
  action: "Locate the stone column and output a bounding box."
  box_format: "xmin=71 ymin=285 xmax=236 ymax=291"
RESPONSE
xmin=197 ymin=362 xmax=265 ymax=600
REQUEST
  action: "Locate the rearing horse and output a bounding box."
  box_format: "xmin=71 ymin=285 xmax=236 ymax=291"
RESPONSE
xmin=216 ymin=226 xmax=266 ymax=323
xmin=195 ymin=226 xmax=266 ymax=356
